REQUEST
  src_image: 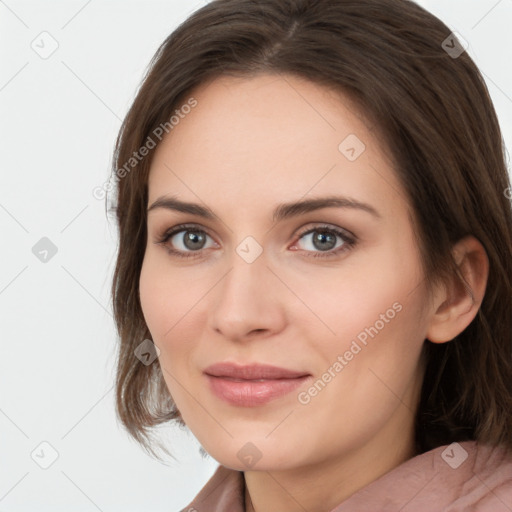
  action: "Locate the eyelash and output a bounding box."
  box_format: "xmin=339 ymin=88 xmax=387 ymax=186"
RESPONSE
xmin=154 ymin=223 xmax=357 ymax=260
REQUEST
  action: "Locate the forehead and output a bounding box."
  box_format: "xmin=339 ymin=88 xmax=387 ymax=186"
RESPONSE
xmin=147 ymin=73 xmax=406 ymax=221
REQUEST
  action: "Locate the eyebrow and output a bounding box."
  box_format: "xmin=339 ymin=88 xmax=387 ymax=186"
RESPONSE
xmin=147 ymin=195 xmax=381 ymax=221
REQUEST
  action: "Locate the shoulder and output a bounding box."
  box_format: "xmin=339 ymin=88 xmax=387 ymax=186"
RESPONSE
xmin=455 ymin=441 xmax=512 ymax=511
xmin=334 ymin=441 xmax=512 ymax=512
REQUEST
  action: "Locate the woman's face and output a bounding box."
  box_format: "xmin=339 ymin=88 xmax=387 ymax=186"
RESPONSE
xmin=140 ymin=74 xmax=433 ymax=472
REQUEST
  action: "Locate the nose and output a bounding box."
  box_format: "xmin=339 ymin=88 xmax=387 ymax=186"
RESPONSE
xmin=208 ymin=248 xmax=287 ymax=342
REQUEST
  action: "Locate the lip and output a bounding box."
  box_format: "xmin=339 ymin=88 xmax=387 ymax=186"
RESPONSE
xmin=204 ymin=363 xmax=311 ymax=407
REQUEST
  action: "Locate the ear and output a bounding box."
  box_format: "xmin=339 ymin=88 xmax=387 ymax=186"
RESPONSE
xmin=426 ymin=235 xmax=489 ymax=343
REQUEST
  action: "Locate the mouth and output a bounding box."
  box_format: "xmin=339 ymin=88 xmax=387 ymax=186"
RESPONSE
xmin=203 ymin=362 xmax=312 ymax=407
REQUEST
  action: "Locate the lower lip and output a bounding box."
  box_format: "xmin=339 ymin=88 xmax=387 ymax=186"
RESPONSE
xmin=205 ymin=374 xmax=311 ymax=407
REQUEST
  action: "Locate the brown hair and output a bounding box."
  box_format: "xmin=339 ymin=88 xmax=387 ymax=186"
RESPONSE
xmin=110 ymin=0 xmax=512 ymax=460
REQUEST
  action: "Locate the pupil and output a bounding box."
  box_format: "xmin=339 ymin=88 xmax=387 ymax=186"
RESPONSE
xmin=184 ymin=231 xmax=205 ymax=250
xmin=313 ymin=231 xmax=336 ymax=251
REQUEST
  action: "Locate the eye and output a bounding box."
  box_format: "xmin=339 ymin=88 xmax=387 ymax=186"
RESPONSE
xmin=290 ymin=225 xmax=356 ymax=258
xmin=155 ymin=223 xmax=357 ymax=260
xmin=155 ymin=224 xmax=217 ymax=258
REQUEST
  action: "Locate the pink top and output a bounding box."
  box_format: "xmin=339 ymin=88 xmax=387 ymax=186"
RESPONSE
xmin=180 ymin=441 xmax=512 ymax=511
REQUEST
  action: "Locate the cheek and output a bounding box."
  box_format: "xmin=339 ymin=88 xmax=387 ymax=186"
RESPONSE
xmin=295 ymin=238 xmax=426 ymax=376
xmin=139 ymin=254 xmax=209 ymax=370
xmin=326 ymin=278 xmax=428 ymax=404
xmin=140 ymin=253 xmax=193 ymax=334
xmin=139 ymin=256 xmax=165 ymax=336
xmin=294 ymin=285 xmax=427 ymax=446
xmin=139 ymin=257 xmax=198 ymax=405
xmin=139 ymin=256 xmax=185 ymax=357
xmin=290 ymin=254 xmax=409 ymax=343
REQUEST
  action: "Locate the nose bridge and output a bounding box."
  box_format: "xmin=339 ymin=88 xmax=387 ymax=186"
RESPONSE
xmin=220 ymin=242 xmax=269 ymax=305
xmin=208 ymin=241 xmax=285 ymax=339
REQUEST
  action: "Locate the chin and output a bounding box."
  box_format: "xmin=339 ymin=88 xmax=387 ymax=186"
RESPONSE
xmin=196 ymin=433 xmax=310 ymax=472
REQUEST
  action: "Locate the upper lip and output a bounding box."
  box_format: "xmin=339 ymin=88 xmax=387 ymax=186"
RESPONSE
xmin=204 ymin=362 xmax=310 ymax=380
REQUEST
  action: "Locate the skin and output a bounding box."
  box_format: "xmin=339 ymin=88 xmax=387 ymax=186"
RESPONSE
xmin=139 ymin=74 xmax=489 ymax=512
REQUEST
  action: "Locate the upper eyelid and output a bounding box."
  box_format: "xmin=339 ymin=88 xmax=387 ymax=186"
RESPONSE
xmin=296 ymin=223 xmax=354 ymax=238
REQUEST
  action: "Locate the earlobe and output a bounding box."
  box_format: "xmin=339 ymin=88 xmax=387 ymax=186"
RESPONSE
xmin=425 ymin=235 xmax=489 ymax=344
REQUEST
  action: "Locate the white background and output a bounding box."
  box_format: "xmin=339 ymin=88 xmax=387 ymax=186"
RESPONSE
xmin=0 ymin=1 xmax=511 ymax=510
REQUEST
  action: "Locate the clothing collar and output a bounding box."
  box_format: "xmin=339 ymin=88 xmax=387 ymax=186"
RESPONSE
xmin=182 ymin=441 xmax=512 ymax=511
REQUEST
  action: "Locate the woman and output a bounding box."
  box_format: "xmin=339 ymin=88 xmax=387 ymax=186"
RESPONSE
xmin=109 ymin=0 xmax=512 ymax=510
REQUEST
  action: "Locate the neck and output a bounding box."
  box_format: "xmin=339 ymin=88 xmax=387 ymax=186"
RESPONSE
xmin=243 ymin=413 xmax=418 ymax=512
